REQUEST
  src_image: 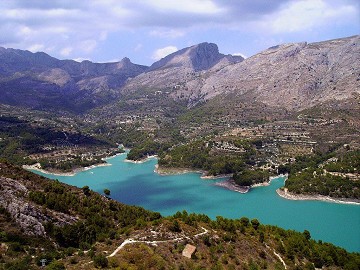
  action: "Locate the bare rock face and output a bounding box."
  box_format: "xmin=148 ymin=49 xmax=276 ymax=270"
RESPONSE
xmin=0 ymin=177 xmax=78 ymax=237
xmin=148 ymin=42 xmax=226 ymax=72
xmin=190 ymin=35 xmax=360 ymax=110
xmin=122 ymin=36 xmax=359 ymax=110
xmin=121 ymin=42 xmax=244 ymax=102
xmin=37 ymin=68 xmax=72 ymax=87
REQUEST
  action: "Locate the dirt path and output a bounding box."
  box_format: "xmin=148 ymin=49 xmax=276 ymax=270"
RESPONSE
xmin=108 ymin=227 xmax=208 ymax=258
xmin=265 ymin=244 xmax=287 ymax=269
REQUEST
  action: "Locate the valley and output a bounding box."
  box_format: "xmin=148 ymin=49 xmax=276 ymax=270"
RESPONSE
xmin=0 ymin=35 xmax=359 ymax=269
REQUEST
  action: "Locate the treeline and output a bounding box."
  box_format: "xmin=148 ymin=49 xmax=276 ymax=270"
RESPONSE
xmin=233 ymin=169 xmax=269 ymax=186
xmin=157 ymin=139 xmax=260 ymax=176
xmin=1 ymin=162 xmax=360 ymax=269
xmin=324 ymin=150 xmax=360 ymax=173
xmin=281 ymin=150 xmax=360 ymax=199
xmin=0 ymin=115 xmax=113 ymax=165
xmin=28 ymin=181 xmax=161 ymax=249
xmin=170 ymin=210 xmax=360 ymax=269
xmin=285 ymin=169 xmax=360 ymax=199
xmin=38 ymin=148 xmax=123 ymax=172
xmin=127 ymin=140 xmax=170 ymax=161
xmin=39 ymin=157 xmax=105 ymax=172
xmin=278 ymin=151 xmax=335 ymax=175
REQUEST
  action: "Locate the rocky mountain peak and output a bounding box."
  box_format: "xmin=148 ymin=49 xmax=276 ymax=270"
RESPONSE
xmin=121 ymin=57 xmax=131 ymax=64
xmin=187 ymin=42 xmax=223 ymax=71
xmin=116 ymin=57 xmax=134 ymax=69
xmin=148 ymin=42 xmax=226 ymax=72
xmin=0 ymin=47 xmax=59 ymax=75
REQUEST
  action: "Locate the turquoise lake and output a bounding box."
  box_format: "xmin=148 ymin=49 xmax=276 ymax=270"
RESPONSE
xmin=32 ymin=153 xmax=360 ymax=252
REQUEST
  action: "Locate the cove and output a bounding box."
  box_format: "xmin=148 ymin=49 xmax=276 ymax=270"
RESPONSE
xmin=31 ymin=153 xmax=360 ymax=252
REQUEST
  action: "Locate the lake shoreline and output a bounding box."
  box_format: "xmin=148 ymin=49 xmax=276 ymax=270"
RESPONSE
xmin=276 ymin=188 xmax=360 ymax=205
xmin=155 ymin=165 xmax=280 ymax=193
xmin=154 ymin=164 xmax=204 ymax=176
xmin=124 ymin=155 xmax=158 ymax=164
xmin=214 ymin=175 xmax=284 ymax=193
xmin=23 ymin=162 xmax=112 ymax=176
xmin=22 ymin=152 xmax=128 ymax=176
xmin=26 ymin=157 xmax=360 ymax=207
xmin=154 ymin=164 xmax=232 ymax=179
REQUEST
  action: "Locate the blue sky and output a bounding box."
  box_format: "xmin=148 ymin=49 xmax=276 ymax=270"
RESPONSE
xmin=1 ymin=0 xmax=359 ymax=66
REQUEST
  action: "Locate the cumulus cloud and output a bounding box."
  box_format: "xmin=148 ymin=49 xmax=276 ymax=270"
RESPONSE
xmin=152 ymin=46 xmax=178 ymax=60
xmin=268 ymin=0 xmax=359 ymax=33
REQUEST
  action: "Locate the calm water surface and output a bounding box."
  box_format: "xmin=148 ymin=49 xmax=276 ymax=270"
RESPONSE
xmin=32 ymin=154 xmax=360 ymax=252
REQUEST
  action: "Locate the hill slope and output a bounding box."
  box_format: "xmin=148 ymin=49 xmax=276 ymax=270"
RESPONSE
xmin=120 ymin=42 xmax=244 ymax=106
xmin=196 ymin=35 xmax=360 ymax=110
xmin=0 ymin=36 xmax=358 ymax=113
xmin=1 ymin=162 xmax=359 ymax=269
xmin=0 ymin=47 xmax=148 ymax=112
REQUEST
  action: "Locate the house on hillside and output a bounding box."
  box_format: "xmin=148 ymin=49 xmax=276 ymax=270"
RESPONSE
xmin=182 ymin=244 xmax=196 ymax=259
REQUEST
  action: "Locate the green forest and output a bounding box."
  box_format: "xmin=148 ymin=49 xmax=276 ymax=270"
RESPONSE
xmin=157 ymin=139 xmax=261 ymax=176
xmin=283 ymin=150 xmax=360 ymax=199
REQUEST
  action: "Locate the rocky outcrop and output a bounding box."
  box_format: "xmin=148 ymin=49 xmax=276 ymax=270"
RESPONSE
xmin=189 ymin=35 xmax=360 ymax=110
xmin=0 ymin=177 xmax=78 ymax=237
xmin=148 ymin=42 xmax=234 ymax=72
xmin=121 ymin=42 xmax=243 ymax=105
xmin=0 ymin=35 xmax=358 ymax=113
xmin=121 ymin=36 xmax=359 ymax=110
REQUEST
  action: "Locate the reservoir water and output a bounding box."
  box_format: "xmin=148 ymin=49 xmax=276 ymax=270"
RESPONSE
xmin=32 ymin=153 xmax=360 ymax=252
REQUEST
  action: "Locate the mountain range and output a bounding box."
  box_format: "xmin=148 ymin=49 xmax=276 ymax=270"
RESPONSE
xmin=0 ymin=35 xmax=359 ymax=113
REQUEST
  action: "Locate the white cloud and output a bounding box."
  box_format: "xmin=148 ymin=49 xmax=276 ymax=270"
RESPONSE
xmin=146 ymin=0 xmax=223 ymax=14
xmin=19 ymin=26 xmax=33 ymax=36
xmin=150 ymin=29 xmax=185 ymax=38
xmin=73 ymin=57 xmax=88 ymax=62
xmin=268 ymin=0 xmax=359 ymax=33
xmin=152 ymin=46 xmax=178 ymax=60
xmin=233 ymin=52 xmax=247 ymax=59
xmin=60 ymin=47 xmax=73 ymax=56
xmin=27 ymin=43 xmax=45 ymax=52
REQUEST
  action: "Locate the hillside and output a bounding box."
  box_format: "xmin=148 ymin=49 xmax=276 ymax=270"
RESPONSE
xmin=0 ymin=36 xmax=358 ymax=114
xmin=121 ymin=42 xmax=243 ymax=106
xmin=0 ymin=47 xmax=148 ymax=112
xmin=1 ymin=162 xmax=359 ymax=269
xmin=120 ymin=35 xmax=359 ymax=111
xmin=196 ymin=35 xmax=360 ymax=110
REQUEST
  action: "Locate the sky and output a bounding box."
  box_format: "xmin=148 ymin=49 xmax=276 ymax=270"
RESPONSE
xmin=0 ymin=0 xmax=359 ymax=66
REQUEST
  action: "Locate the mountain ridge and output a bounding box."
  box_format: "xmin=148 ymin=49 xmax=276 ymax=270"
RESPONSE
xmin=0 ymin=35 xmax=358 ymax=113
xmin=0 ymin=47 xmax=149 ymax=112
xmin=194 ymin=35 xmax=360 ymax=110
xmin=120 ymin=35 xmax=359 ymax=109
